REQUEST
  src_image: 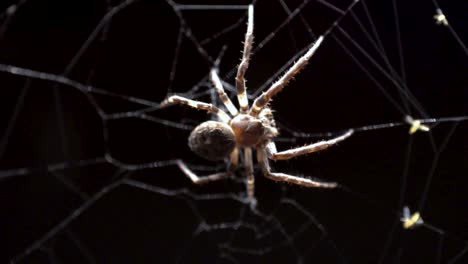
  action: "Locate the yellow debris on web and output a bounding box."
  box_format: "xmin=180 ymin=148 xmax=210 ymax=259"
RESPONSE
xmin=401 ymin=206 xmax=424 ymax=229
xmin=434 ymin=9 xmax=448 ymax=26
xmin=405 ymin=116 xmax=430 ymax=134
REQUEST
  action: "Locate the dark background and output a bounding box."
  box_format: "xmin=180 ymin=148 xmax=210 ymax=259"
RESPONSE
xmin=0 ymin=0 xmax=467 ymax=263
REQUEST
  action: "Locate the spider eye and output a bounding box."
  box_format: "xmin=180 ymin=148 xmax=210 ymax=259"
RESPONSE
xmin=188 ymin=121 xmax=236 ymax=161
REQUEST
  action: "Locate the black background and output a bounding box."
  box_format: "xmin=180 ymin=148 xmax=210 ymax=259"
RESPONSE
xmin=0 ymin=0 xmax=467 ymax=263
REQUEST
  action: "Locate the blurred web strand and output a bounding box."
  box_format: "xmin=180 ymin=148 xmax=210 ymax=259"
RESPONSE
xmin=329 ymin=1 xmax=467 ymax=262
xmin=430 ymin=0 xmax=468 ymax=56
xmin=0 ymin=0 xmax=466 ymax=263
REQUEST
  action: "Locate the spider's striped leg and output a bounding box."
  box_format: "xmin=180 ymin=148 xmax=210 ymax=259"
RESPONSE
xmin=257 ymin=148 xmax=337 ymax=188
xmin=244 ymin=147 xmax=255 ymax=201
xmin=210 ymin=69 xmax=239 ymax=116
xmin=176 ymin=160 xmax=231 ymax=184
xmin=269 ymin=130 xmax=353 ymax=161
xmin=229 ymin=147 xmax=239 ymax=172
xmin=236 ymin=5 xmax=254 ymax=113
xmin=250 ymin=36 xmax=324 ymax=117
xmin=162 ymin=95 xmax=231 ymax=123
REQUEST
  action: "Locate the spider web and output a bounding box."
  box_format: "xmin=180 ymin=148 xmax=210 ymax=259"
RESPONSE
xmin=0 ymin=0 xmax=467 ymax=263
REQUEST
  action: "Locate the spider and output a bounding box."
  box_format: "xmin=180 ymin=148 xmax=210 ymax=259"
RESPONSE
xmin=162 ymin=5 xmax=353 ymax=204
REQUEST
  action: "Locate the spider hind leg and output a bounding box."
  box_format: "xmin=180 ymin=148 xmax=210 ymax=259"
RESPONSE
xmin=176 ymin=160 xmax=231 ymax=185
xmin=257 ymin=148 xmax=337 ymax=188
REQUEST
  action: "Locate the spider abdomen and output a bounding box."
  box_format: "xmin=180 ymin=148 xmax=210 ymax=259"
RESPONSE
xmin=188 ymin=121 xmax=236 ymax=161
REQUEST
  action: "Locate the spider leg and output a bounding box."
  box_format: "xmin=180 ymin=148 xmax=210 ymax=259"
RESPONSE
xmin=269 ymin=130 xmax=353 ymax=160
xmin=210 ymin=69 xmax=239 ymax=116
xmin=244 ymin=147 xmax=255 ymax=200
xmin=229 ymin=147 xmax=239 ymax=171
xmin=250 ymin=36 xmax=324 ymax=117
xmin=176 ymin=160 xmax=231 ymax=184
xmin=257 ymin=148 xmax=337 ymax=188
xmin=236 ymin=5 xmax=254 ymax=113
xmin=163 ymin=95 xmax=231 ymax=123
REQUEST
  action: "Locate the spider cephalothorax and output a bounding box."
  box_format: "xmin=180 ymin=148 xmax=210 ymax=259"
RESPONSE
xmin=162 ymin=5 xmax=352 ymax=203
xmin=230 ymin=109 xmax=278 ymax=147
xmin=230 ymin=114 xmax=265 ymax=147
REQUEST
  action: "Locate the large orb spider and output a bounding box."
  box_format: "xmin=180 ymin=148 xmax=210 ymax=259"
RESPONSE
xmin=163 ymin=5 xmax=353 ymax=204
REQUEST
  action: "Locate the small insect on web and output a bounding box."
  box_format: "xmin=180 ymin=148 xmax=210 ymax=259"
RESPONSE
xmin=162 ymin=5 xmax=353 ymax=206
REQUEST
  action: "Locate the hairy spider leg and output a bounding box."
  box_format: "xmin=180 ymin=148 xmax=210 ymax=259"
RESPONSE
xmin=244 ymin=147 xmax=255 ymax=200
xmin=236 ymin=5 xmax=254 ymax=113
xmin=176 ymin=160 xmax=231 ymax=184
xmin=229 ymin=147 xmax=239 ymax=171
xmin=257 ymin=148 xmax=337 ymax=188
xmin=210 ymin=69 xmax=239 ymax=116
xmin=163 ymin=95 xmax=231 ymax=123
xmin=268 ymin=129 xmax=353 ymax=160
xmin=250 ymin=36 xmax=324 ymax=117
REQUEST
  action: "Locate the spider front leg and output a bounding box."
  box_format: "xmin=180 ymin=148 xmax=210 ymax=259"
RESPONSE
xmin=250 ymin=36 xmax=324 ymax=116
xmin=176 ymin=160 xmax=231 ymax=185
xmin=162 ymin=95 xmax=231 ymax=123
xmin=236 ymin=5 xmax=254 ymax=113
xmin=257 ymin=148 xmax=337 ymax=188
xmin=269 ymin=129 xmax=353 ymax=160
xmin=210 ymin=69 xmax=239 ymax=116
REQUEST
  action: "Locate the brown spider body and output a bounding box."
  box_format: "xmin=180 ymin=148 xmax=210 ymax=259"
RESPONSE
xmin=230 ymin=110 xmax=277 ymax=147
xmin=188 ymin=107 xmax=278 ymax=160
xmin=163 ymin=5 xmax=352 ymax=204
xmin=231 ymin=114 xmax=264 ymax=147
xmin=188 ymin=121 xmax=235 ymax=161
